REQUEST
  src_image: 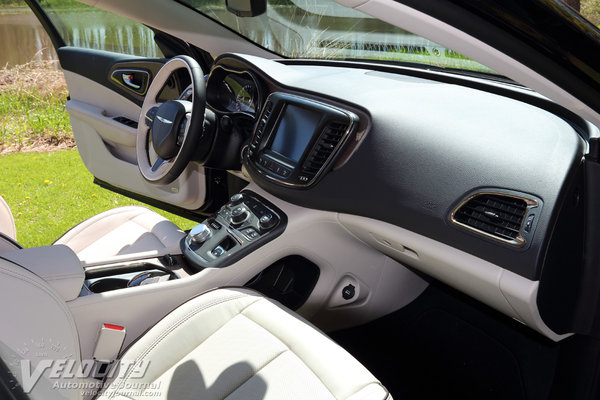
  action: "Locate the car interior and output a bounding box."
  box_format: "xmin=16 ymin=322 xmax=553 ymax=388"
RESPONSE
xmin=2 ymin=0 xmax=600 ymax=399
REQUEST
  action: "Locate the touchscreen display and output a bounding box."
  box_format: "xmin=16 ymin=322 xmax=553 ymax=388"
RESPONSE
xmin=270 ymin=104 xmax=321 ymax=162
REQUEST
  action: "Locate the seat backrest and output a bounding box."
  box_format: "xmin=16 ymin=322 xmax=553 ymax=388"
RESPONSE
xmin=0 ymin=196 xmax=16 ymax=241
xmin=0 ymin=256 xmax=82 ymax=400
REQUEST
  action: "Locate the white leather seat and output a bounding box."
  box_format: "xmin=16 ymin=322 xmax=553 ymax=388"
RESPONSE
xmin=0 ymin=256 xmax=391 ymax=400
xmin=53 ymin=206 xmax=185 ymax=260
xmin=0 ymin=196 xmax=19 ymax=253
xmin=0 ymin=196 xmax=185 ymax=259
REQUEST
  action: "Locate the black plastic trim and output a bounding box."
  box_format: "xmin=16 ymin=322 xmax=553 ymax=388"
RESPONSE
xmin=245 ymin=255 xmax=319 ymax=311
xmin=537 ymin=163 xmax=585 ymax=334
xmin=57 ymin=47 xmax=167 ymax=107
xmin=181 ymin=189 xmax=288 ymax=270
xmin=0 ymin=233 xmax=22 ymax=251
xmin=0 ymin=355 xmax=28 ymax=400
xmin=217 ymin=54 xmax=586 ymax=280
xmin=23 ymin=0 xmax=65 ymax=50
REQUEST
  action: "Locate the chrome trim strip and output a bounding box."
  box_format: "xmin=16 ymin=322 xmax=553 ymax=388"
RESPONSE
xmin=450 ymin=190 xmax=539 ymax=247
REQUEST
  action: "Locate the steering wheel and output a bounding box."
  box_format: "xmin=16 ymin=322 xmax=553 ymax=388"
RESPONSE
xmin=136 ymin=56 xmax=207 ymax=184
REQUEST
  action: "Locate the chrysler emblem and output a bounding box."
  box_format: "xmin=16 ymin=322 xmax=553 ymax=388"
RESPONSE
xmin=156 ymin=116 xmax=173 ymax=124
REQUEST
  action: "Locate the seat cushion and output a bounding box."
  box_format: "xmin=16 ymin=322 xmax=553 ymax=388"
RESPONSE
xmin=54 ymin=206 xmax=185 ymax=261
xmin=98 ymin=288 xmax=391 ymax=400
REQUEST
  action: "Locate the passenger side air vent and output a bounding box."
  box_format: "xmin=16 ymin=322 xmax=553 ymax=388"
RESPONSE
xmin=451 ymin=191 xmax=540 ymax=247
xmin=300 ymin=121 xmax=348 ymax=180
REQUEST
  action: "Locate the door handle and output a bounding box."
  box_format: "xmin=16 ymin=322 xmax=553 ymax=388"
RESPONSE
xmin=110 ymin=68 xmax=150 ymax=95
xmin=122 ymin=74 xmax=141 ymax=89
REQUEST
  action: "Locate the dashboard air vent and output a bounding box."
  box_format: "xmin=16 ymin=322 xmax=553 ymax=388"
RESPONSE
xmin=300 ymin=121 xmax=348 ymax=179
xmin=451 ymin=192 xmax=539 ymax=247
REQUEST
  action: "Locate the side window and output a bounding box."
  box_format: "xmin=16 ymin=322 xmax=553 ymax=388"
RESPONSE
xmin=37 ymin=0 xmax=163 ymax=58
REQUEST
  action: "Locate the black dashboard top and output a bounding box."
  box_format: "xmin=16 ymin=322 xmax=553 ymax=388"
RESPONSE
xmin=209 ymin=53 xmax=586 ymax=280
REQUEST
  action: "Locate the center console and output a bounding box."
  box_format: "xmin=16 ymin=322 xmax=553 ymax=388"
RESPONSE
xmin=182 ymin=190 xmax=287 ymax=269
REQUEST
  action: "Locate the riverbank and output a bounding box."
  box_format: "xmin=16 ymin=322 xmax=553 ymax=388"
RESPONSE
xmin=0 ymin=60 xmax=74 ymax=154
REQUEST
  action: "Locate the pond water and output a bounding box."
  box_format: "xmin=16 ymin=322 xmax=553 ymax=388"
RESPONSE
xmin=0 ymin=7 xmax=161 ymax=68
xmin=0 ymin=10 xmax=57 ymax=67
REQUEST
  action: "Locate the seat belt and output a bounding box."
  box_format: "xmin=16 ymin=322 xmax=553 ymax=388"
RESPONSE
xmin=92 ymin=323 xmax=127 ymax=380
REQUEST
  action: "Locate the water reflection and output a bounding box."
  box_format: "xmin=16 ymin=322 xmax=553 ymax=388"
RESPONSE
xmin=0 ymin=8 xmax=161 ymax=68
xmin=49 ymin=11 xmax=161 ymax=58
xmin=0 ymin=11 xmax=57 ymax=67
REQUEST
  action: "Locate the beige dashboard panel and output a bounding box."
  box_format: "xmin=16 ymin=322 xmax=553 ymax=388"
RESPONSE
xmin=67 ymin=183 xmax=428 ymax=359
xmin=338 ymin=213 xmax=571 ymax=341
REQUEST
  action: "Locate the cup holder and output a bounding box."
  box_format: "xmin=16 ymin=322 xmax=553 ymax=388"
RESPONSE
xmin=88 ymin=278 xmax=129 ymax=293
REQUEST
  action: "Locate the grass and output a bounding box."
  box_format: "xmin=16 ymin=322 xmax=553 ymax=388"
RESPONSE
xmin=0 ymin=149 xmax=198 ymax=248
xmin=0 ymin=61 xmax=197 ymax=248
xmin=0 ymin=60 xmax=73 ymax=152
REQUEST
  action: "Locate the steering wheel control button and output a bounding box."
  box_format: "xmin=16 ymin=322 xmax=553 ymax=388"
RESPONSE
xmin=230 ymin=207 xmax=250 ymax=225
xmin=342 ymin=284 xmax=356 ymax=300
xmin=259 ymin=213 xmax=277 ymax=230
xmin=190 ymin=224 xmax=212 ymax=244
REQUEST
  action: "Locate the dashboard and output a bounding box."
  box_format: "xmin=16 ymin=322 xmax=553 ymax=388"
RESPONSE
xmin=203 ymin=53 xmax=590 ymax=336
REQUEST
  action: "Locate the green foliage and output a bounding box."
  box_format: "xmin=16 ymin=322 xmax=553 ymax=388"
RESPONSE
xmin=0 ymin=150 xmax=197 ymax=248
xmin=582 ymin=0 xmax=600 ymax=25
xmin=0 ymin=61 xmax=72 ymax=149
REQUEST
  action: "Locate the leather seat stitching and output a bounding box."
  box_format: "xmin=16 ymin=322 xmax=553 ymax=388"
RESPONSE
xmin=54 ymin=206 xmax=148 ymax=246
xmin=112 ymin=295 xmax=260 ymax=393
xmin=75 ymin=212 xmax=147 ymax=254
xmin=221 ymin=349 xmax=289 ymax=400
xmin=239 ymin=305 xmax=343 ymax=398
xmin=341 ymin=382 xmax=390 ymax=400
xmin=140 ymin=313 xmax=256 ymax=388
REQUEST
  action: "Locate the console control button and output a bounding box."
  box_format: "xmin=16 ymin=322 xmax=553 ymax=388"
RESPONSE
xmin=259 ymin=213 xmax=277 ymax=230
xmin=190 ymin=224 xmax=211 ymax=244
xmin=212 ymin=246 xmax=225 ymax=257
xmin=342 ymin=284 xmax=356 ymax=300
xmin=230 ymin=207 xmax=249 ymax=225
xmin=229 ymin=193 xmax=244 ymax=206
xmin=241 ymin=227 xmax=260 ymax=241
xmin=208 ymin=219 xmax=221 ymax=231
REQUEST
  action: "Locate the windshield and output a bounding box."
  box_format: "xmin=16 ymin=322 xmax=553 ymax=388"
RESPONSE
xmin=179 ymin=0 xmax=496 ymax=74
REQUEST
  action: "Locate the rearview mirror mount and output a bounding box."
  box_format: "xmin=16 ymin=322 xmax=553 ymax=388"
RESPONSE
xmin=226 ymin=0 xmax=266 ymax=17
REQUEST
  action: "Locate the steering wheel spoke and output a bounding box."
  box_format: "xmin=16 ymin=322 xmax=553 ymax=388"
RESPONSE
xmin=136 ymin=56 xmax=208 ymax=184
xmin=144 ymin=106 xmax=160 ymax=127
xmin=151 ymin=157 xmax=167 ymax=172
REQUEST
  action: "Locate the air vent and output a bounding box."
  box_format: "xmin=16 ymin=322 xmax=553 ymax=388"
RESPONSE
xmin=451 ymin=192 xmax=539 ymax=247
xmin=300 ymin=121 xmax=348 ymax=179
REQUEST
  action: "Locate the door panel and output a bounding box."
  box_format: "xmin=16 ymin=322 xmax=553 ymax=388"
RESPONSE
xmin=23 ymin=0 xmax=214 ymax=215
xmin=57 ymin=47 xmax=207 ymax=210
